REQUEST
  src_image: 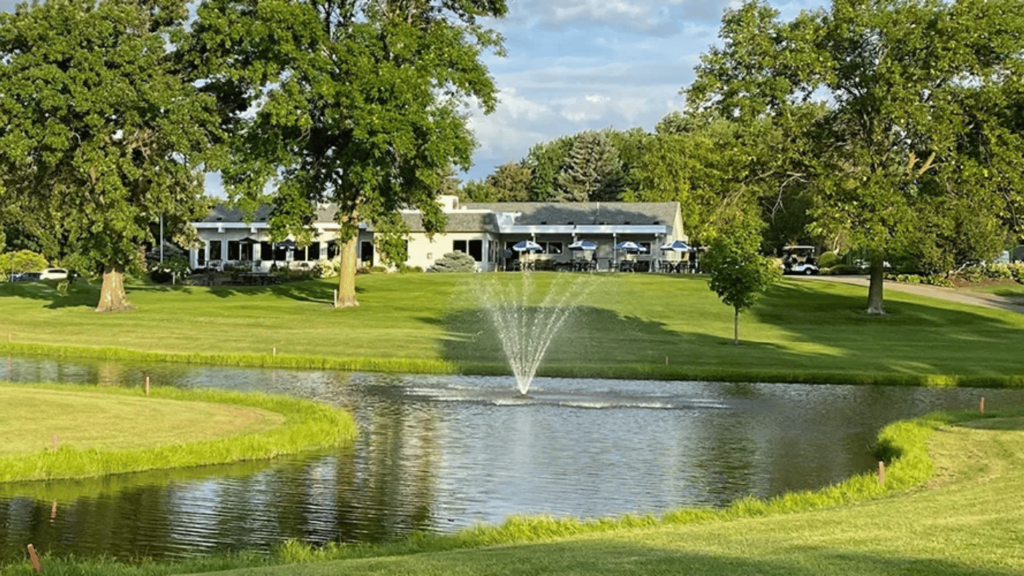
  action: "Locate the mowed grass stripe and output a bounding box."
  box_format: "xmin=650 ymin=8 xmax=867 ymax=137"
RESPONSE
xmin=0 ymin=387 xmax=285 ymax=456
xmin=2 ymin=273 xmax=1023 ymax=386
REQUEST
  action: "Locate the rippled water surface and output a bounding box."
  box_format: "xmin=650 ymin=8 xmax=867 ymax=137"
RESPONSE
xmin=2 ymin=355 xmax=1020 ymax=562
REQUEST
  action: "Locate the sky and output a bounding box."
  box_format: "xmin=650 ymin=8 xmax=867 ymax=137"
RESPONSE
xmin=0 ymin=0 xmax=826 ymax=194
xmin=462 ymin=0 xmax=826 ymax=182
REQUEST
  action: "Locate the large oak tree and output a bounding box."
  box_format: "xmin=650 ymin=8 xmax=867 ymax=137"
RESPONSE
xmin=689 ymin=0 xmax=1024 ymax=314
xmin=0 ymin=0 xmax=220 ymax=311
xmin=188 ymin=0 xmax=507 ymax=308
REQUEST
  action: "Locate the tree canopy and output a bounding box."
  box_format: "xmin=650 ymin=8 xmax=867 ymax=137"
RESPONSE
xmin=188 ymin=0 xmax=507 ymax=307
xmin=688 ymin=0 xmax=1024 ymax=314
xmin=0 ymin=0 xmax=219 ymax=311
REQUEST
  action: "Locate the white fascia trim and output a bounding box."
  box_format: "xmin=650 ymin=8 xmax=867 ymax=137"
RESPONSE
xmin=193 ymin=222 xmax=269 ymax=229
xmin=504 ymin=225 xmax=669 ymax=235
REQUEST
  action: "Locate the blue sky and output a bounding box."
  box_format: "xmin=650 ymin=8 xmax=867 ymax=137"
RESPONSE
xmin=0 ymin=0 xmax=826 ymax=194
xmin=463 ymin=0 xmax=826 ymax=182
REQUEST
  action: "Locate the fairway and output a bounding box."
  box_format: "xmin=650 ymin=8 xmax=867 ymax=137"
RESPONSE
xmin=0 ymin=387 xmax=284 ymax=457
xmin=1 ymin=273 xmax=1023 ymax=386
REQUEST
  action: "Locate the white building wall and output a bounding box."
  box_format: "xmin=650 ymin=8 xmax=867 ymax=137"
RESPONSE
xmin=407 ymin=232 xmax=496 ymax=271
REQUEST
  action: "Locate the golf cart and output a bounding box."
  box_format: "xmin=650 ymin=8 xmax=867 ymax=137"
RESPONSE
xmin=782 ymin=245 xmax=819 ymax=275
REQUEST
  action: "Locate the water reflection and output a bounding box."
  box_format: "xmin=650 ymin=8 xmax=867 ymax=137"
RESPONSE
xmin=1 ymin=355 xmax=1022 ymax=562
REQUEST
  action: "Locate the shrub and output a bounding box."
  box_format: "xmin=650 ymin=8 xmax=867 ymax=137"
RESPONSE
xmin=825 ymin=264 xmax=861 ymax=275
xmin=818 ymin=251 xmax=839 ymax=268
xmin=1009 ymin=263 xmax=1024 ymax=283
xmin=397 ymin=263 xmax=424 ymax=274
xmin=0 ymin=250 xmax=48 ymax=280
xmin=432 ymin=251 xmax=477 ymax=272
xmin=149 ymin=257 xmax=190 ymax=284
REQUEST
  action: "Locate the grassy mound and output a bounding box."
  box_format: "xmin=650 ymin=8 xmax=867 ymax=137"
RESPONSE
xmin=0 ymin=384 xmax=357 ymax=483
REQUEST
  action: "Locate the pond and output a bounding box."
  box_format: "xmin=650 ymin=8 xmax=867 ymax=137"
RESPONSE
xmin=1 ymin=355 xmax=1019 ymax=563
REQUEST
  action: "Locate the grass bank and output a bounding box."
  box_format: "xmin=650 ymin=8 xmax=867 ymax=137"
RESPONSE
xmin=5 ymin=409 xmax=1021 ymax=575
xmin=0 ymin=384 xmax=357 ymax=483
xmin=1 ymin=274 xmax=1023 ymax=387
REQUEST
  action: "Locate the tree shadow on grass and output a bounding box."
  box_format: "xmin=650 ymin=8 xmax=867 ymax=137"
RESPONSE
xmin=295 ymin=537 xmax=1013 ymax=576
xmin=440 ymin=277 xmax=1024 ymax=381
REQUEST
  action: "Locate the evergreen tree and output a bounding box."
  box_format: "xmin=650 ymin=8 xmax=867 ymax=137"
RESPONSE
xmin=553 ymin=131 xmax=624 ymax=202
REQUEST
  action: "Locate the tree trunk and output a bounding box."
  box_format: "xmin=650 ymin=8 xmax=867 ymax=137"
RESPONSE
xmin=335 ymin=231 xmax=359 ymax=309
xmin=733 ymin=307 xmax=740 ymax=345
xmin=866 ymin=257 xmax=886 ymax=315
xmin=95 ymin=264 xmax=135 ymax=313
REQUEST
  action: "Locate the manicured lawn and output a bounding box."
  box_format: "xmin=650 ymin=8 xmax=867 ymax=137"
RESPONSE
xmin=1 ymin=273 xmax=1023 ymax=385
xmin=961 ymin=281 xmax=1024 ymax=300
xmin=0 ymin=384 xmax=358 ymax=483
xmin=0 ymin=386 xmax=284 ymax=456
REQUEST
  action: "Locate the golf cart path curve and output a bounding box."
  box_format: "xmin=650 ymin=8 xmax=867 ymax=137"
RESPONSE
xmin=805 ymin=275 xmax=1024 ymax=315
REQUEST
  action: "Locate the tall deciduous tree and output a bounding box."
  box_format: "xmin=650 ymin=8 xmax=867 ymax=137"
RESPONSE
xmin=0 ymin=0 xmax=219 ymax=312
xmin=188 ymin=0 xmax=506 ymax=308
xmin=689 ymin=0 xmax=1024 ymax=314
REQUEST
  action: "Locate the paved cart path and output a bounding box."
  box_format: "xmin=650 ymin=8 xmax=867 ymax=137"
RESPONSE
xmin=805 ymin=275 xmax=1024 ymax=315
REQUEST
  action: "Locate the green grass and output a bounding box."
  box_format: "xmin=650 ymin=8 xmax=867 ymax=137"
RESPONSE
xmin=5 ymin=409 xmax=1021 ymax=575
xmin=960 ymin=281 xmax=1024 ymax=300
xmin=1 ymin=273 xmax=1023 ymax=387
xmin=0 ymin=384 xmax=357 ymax=483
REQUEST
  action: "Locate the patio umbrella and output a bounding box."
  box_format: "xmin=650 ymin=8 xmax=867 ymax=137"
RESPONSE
xmin=614 ymin=241 xmax=645 ymax=253
xmin=276 ymin=239 xmax=298 ymax=250
xmin=512 ymin=240 xmax=543 ymax=253
xmin=660 ymin=240 xmax=690 ymax=252
xmin=568 ymin=240 xmax=597 ymax=252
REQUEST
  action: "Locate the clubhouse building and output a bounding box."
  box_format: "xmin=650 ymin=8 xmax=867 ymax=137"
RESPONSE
xmin=189 ymin=195 xmax=690 ymax=272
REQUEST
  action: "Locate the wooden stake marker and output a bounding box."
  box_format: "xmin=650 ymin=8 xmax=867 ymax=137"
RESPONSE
xmin=50 ymin=500 xmax=57 ymax=519
xmin=27 ymin=544 xmax=42 ymax=574
xmin=145 ymin=376 xmax=150 ymax=396
xmin=878 ymin=461 xmax=886 ymax=485
xmin=273 ymin=346 xmax=277 ymax=357
xmin=980 ymin=396 xmax=985 ymax=415
xmin=51 ymin=434 xmax=58 ymax=452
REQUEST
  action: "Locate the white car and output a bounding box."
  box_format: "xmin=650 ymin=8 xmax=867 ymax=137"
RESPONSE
xmin=38 ymin=268 xmax=68 ymax=280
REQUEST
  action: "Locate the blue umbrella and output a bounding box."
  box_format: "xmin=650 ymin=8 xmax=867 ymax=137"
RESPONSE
xmin=660 ymin=240 xmax=690 ymax=252
xmin=568 ymin=240 xmax=597 ymax=251
xmin=512 ymin=240 xmax=543 ymax=253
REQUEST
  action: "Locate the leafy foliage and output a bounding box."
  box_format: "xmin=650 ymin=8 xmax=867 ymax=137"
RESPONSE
xmin=688 ymin=0 xmax=1024 ymax=314
xmin=188 ymin=0 xmax=507 ymax=307
xmin=0 ymin=0 xmax=220 ymax=311
xmin=702 ymin=218 xmax=780 ymax=344
xmin=0 ymin=250 xmax=47 ymax=280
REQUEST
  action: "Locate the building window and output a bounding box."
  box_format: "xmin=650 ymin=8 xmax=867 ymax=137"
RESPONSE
xmin=196 ymin=246 xmax=206 ymax=266
xmin=260 ymin=241 xmax=274 ymax=261
xmin=544 ymin=242 xmax=563 ymax=255
xmin=227 ymin=241 xmax=241 ymax=261
xmin=209 ymin=240 xmax=222 ymax=262
xmin=307 ymin=243 xmax=321 ymax=260
xmin=453 ymin=240 xmax=467 ymax=253
xmin=639 ymin=242 xmax=652 ymax=254
xmin=468 ymin=239 xmax=483 ymax=262
xmin=327 ymin=241 xmax=340 ymax=259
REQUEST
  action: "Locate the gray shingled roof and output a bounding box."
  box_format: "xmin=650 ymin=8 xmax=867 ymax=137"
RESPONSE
xmin=463 ymin=202 xmax=680 ymax=227
xmin=401 ymin=211 xmax=499 ymax=233
xmin=200 ymin=204 xmax=340 ymax=224
xmin=201 ymin=201 xmax=679 ymax=231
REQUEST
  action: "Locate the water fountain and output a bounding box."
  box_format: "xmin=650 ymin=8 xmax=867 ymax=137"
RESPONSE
xmin=476 ymin=271 xmax=595 ymax=395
